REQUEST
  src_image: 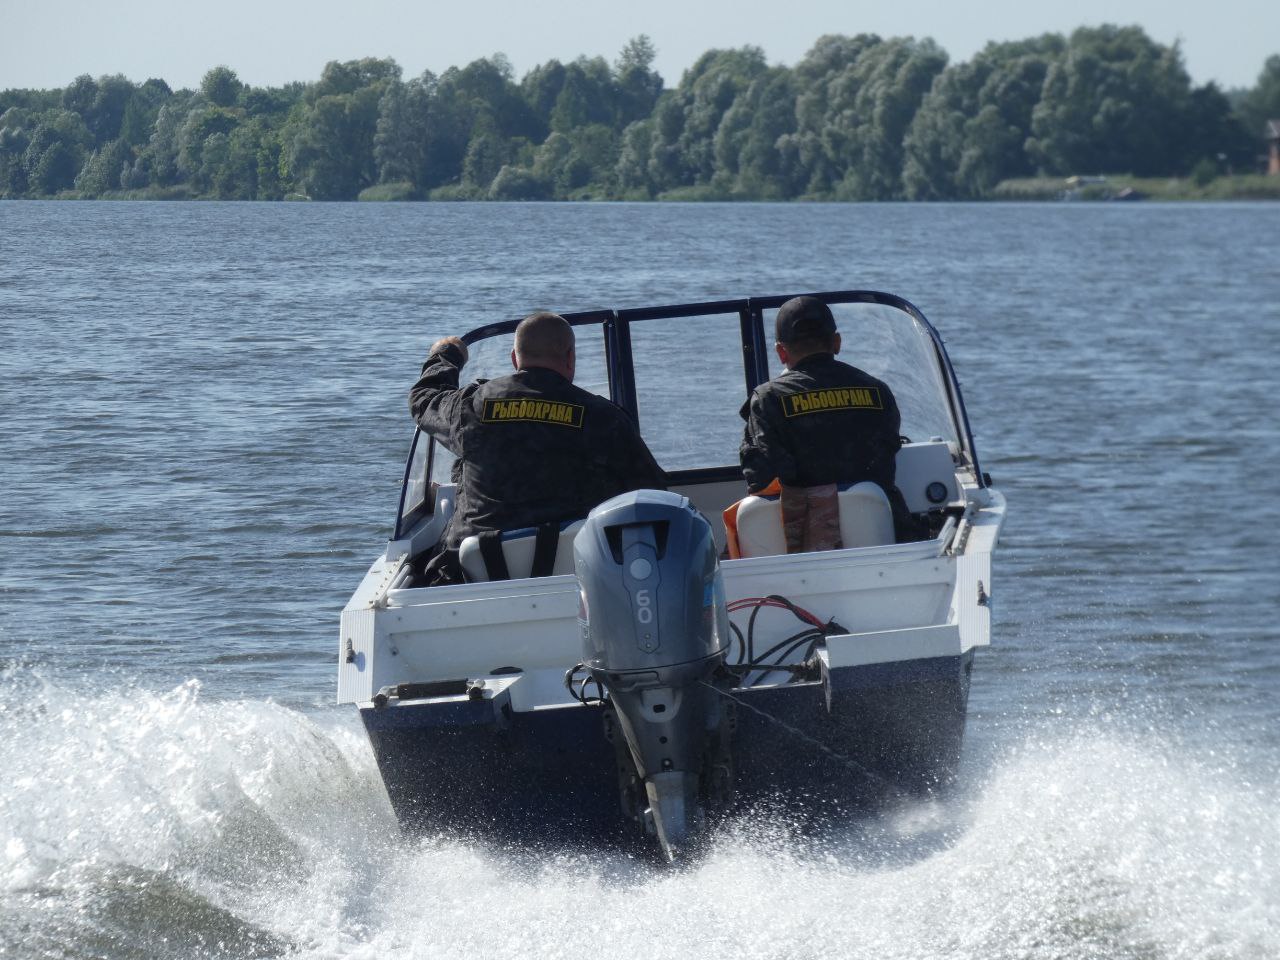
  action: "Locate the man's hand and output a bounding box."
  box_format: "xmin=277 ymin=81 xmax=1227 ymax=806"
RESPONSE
xmin=430 ymin=336 xmax=468 ymax=365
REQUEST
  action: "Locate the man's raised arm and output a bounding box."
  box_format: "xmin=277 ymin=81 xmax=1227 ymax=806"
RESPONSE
xmin=409 ymin=336 xmax=470 ymax=442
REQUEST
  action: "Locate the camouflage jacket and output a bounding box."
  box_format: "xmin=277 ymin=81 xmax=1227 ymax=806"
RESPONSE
xmin=739 ymin=353 xmax=903 ymax=494
xmin=410 ymin=342 xmax=666 ymax=547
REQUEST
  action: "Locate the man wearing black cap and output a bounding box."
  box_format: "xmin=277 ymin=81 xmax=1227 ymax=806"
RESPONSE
xmin=739 ymin=295 xmax=908 ymax=551
xmin=411 ymin=311 xmax=666 ymax=584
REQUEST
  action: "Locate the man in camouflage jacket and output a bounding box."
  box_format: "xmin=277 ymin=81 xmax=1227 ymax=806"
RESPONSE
xmin=740 ymin=296 xmax=909 ymax=550
xmin=411 ymin=311 xmax=665 ymax=582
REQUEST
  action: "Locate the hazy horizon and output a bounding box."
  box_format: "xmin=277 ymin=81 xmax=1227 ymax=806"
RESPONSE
xmin=2 ymin=0 xmax=1275 ymax=94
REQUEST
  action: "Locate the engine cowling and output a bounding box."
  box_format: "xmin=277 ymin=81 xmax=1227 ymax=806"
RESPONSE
xmin=574 ymin=490 xmax=731 ymax=861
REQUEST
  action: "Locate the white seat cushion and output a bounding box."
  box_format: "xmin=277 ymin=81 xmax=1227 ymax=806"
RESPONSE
xmin=837 ymin=482 xmax=894 ymax=548
xmin=458 ymin=520 xmax=585 ymax=582
xmin=736 ymin=495 xmax=788 ymax=558
xmin=735 ymin=482 xmax=894 ymax=558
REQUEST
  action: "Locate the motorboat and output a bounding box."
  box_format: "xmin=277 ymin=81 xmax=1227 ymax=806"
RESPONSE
xmin=337 ymin=291 xmax=1005 ymax=860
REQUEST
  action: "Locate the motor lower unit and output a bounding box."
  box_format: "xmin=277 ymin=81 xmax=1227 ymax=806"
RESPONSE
xmin=575 ymin=490 xmax=732 ymax=860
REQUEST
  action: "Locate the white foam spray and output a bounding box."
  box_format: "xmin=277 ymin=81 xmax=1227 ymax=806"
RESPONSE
xmin=1 ymin=673 xmax=1275 ymax=960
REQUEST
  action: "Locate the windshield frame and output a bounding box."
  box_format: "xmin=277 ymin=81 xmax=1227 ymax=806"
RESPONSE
xmin=393 ymin=291 xmax=984 ymax=539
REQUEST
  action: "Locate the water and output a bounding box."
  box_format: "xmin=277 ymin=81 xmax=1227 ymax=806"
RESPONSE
xmin=1 ymin=200 xmax=1278 ymax=958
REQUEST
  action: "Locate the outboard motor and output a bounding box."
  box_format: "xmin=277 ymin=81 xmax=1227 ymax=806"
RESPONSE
xmin=575 ymin=490 xmax=732 ymax=861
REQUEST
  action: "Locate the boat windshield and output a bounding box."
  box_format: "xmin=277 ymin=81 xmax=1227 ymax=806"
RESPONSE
xmin=400 ymin=293 xmax=974 ymax=535
xmin=763 ymin=301 xmax=959 ymax=451
xmin=639 ymin=300 xmax=960 ymax=472
xmin=627 ymin=308 xmax=751 ymax=470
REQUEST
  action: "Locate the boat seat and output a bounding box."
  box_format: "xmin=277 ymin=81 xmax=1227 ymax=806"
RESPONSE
xmin=736 ymin=482 xmax=894 ymax=558
xmin=458 ymin=519 xmax=585 ymax=582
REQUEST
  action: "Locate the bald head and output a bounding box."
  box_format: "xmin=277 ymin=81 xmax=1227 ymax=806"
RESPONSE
xmin=512 ymin=311 xmax=576 ymax=379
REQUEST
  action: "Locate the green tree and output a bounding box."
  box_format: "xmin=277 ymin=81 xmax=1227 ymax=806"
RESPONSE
xmin=415 ymin=73 xmax=472 ymax=189
xmin=1238 ymin=55 xmax=1280 ymax=139
xmin=118 ymin=97 xmax=150 ymax=147
xmin=615 ymin=35 xmax=665 ymax=127
xmin=201 ymin=66 xmax=244 ymax=108
xmin=178 ymin=106 xmax=240 ymax=188
xmin=531 ymin=131 xmax=576 ymax=193
xmin=488 ymin=163 xmax=552 ymax=199
xmin=409 ymin=56 xmax=542 ymax=192
xmin=198 ymin=131 xmax=231 ymax=194
xmin=374 ymin=77 xmax=422 ymax=186
xmin=61 ymin=75 xmax=98 ymax=119
xmin=0 ymin=89 xmax=60 ymax=115
xmin=462 ymin=130 xmax=506 ymax=191
xmin=615 ymin=119 xmax=655 ymax=196
xmin=523 ymin=39 xmax=661 ymax=139
xmin=0 ymin=114 xmax=31 ymax=196
xmin=0 ymin=154 xmax=26 ymax=196
xmin=240 ymin=82 xmax=304 ymax=118
xmin=566 ymin=123 xmax=617 ymax=191
xmin=645 ymin=93 xmax=686 ymax=190
xmin=255 ymin=128 xmax=286 ymax=198
xmin=527 ymin=125 xmax=613 ymax=195
xmin=1027 ymin=25 xmax=1196 ymax=176
xmin=312 ymin=57 xmax=401 ymax=99
xmin=73 ymin=137 xmax=130 ymax=194
xmin=120 ymin=151 xmax=151 ymax=190
xmin=450 ymin=56 xmax=541 ymax=141
xmin=551 ymin=57 xmax=617 ymax=133
xmin=521 ymin=59 xmax=567 ymax=131
xmin=59 ymin=74 xmax=137 ymax=146
xmin=645 ymin=47 xmax=768 ymax=190
xmin=713 ymin=67 xmax=799 ymax=197
xmin=141 ymin=91 xmax=196 ymax=186
xmin=549 ymin=64 xmax=595 ymax=133
xmin=289 ymin=92 xmax=375 ymax=198
xmin=617 ymin=34 xmax=657 ymax=75
xmin=118 ymin=77 xmax=171 ymax=150
xmin=58 ymin=72 xmax=142 ymax=153
xmin=374 ymin=70 xmax=477 ymax=192
xmin=22 ymin=109 xmax=90 ymax=194
xmin=96 ymin=76 xmax=135 ymax=141
xmin=12 ymin=28 xmax=1264 ymax=202
xmin=140 ymin=78 xmax=172 ymax=100
xmin=1180 ymin=82 xmax=1255 ymax=173
xmin=903 ymin=35 xmax=1064 ymax=199
xmin=782 ymin=33 xmax=884 ymax=193
xmin=813 ymin=36 xmax=948 ymax=199
xmin=208 ymin=122 xmax=265 ymax=198
xmin=289 ymin=59 xmax=398 ymax=199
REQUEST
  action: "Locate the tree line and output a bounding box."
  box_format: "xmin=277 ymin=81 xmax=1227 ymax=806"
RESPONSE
xmin=2 ymin=28 xmax=1278 ymax=202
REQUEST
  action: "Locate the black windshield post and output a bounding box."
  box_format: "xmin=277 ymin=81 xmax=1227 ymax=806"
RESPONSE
xmin=606 ymin=313 xmax=639 ymax=425
xmin=741 ymin=304 xmax=770 ymax=394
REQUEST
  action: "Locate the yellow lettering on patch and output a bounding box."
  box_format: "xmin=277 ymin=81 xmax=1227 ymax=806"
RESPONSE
xmin=482 ymin=397 xmax=585 ymax=428
xmin=782 ymin=387 xmax=882 ymax=417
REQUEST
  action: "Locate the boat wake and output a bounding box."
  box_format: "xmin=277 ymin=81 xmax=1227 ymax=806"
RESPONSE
xmin=2 ymin=672 xmax=1275 ymax=960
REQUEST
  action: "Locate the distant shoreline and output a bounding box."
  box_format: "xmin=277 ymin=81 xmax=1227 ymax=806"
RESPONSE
xmin=4 ymin=30 xmax=1277 ymax=205
xmin=10 ymin=174 xmax=1279 ymax=204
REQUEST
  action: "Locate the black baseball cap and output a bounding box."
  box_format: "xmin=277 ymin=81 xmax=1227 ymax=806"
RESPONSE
xmin=775 ymin=296 xmax=836 ymax=344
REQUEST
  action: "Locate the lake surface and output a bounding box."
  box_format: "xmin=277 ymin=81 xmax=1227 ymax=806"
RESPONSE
xmin=1 ymin=199 xmax=1277 ymax=959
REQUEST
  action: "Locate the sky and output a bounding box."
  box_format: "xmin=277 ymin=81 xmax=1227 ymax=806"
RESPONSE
xmin=1 ymin=0 xmax=1275 ymax=93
